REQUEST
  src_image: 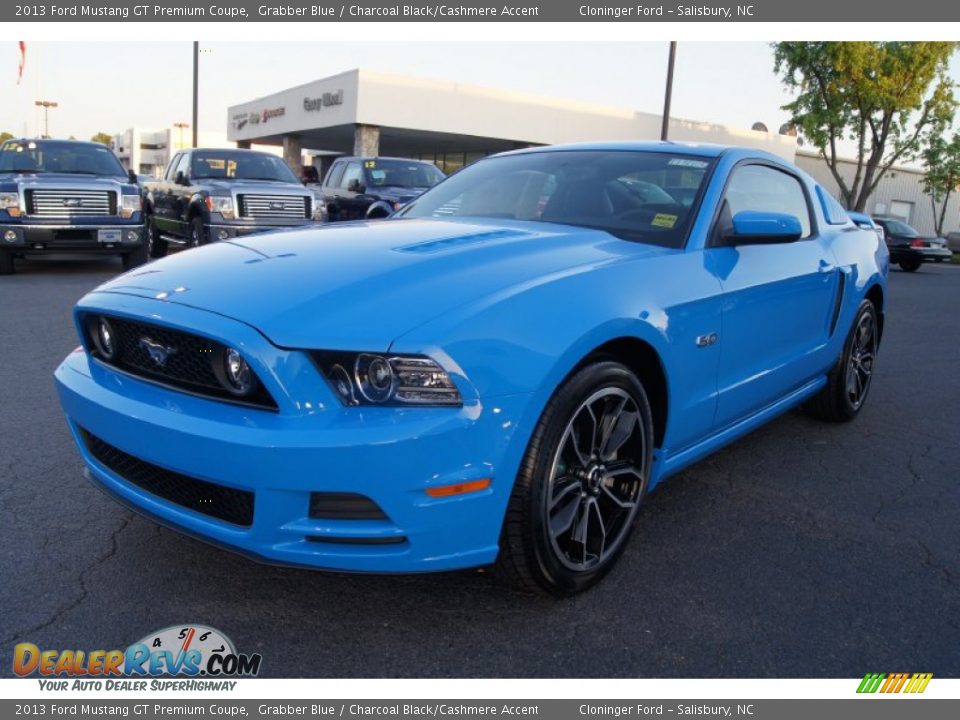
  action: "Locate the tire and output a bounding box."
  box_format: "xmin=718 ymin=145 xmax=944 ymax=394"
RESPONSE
xmin=0 ymin=251 xmax=13 ymax=275
xmin=803 ymin=299 xmax=879 ymax=422
xmin=122 ymin=243 xmax=149 ymax=271
xmin=189 ymin=217 xmax=209 ymax=248
xmin=495 ymin=361 xmax=654 ymax=596
xmin=899 ymin=259 xmax=921 ymax=272
xmin=146 ymin=215 xmax=167 ymax=259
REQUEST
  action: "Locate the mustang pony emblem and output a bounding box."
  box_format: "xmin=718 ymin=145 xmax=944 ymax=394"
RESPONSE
xmin=139 ymin=337 xmax=177 ymax=367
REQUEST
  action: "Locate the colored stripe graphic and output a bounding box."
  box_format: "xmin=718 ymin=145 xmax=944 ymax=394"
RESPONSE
xmin=857 ymin=672 xmax=932 ymax=693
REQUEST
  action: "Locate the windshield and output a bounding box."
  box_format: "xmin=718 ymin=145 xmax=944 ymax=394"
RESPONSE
xmin=364 ymin=159 xmax=445 ymax=189
xmin=0 ymin=140 xmax=126 ymax=177
xmin=395 ymin=150 xmax=714 ymax=247
xmin=190 ymin=151 xmax=299 ymax=183
xmin=882 ymin=219 xmax=919 ymax=237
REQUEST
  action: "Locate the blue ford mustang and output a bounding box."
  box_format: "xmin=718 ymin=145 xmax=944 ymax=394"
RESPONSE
xmin=55 ymin=143 xmax=889 ymax=595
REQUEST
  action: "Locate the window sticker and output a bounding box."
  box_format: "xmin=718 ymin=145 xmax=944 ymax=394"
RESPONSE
xmin=652 ymin=213 xmax=679 ymax=228
xmin=364 ymin=160 xmax=377 ymax=168
xmin=668 ymin=158 xmax=708 ymax=169
xmin=370 ymin=169 xmax=386 ymax=181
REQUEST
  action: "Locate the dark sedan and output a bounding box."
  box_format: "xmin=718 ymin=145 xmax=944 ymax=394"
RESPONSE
xmin=873 ymin=216 xmax=952 ymax=271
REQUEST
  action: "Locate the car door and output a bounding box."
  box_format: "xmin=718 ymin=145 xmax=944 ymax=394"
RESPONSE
xmin=708 ymin=162 xmax=841 ymax=427
xmin=152 ymin=153 xmax=180 ymax=234
xmin=322 ymin=161 xmax=346 ymax=220
xmin=170 ymin=152 xmax=194 ymax=238
xmin=335 ymin=161 xmax=366 ymax=221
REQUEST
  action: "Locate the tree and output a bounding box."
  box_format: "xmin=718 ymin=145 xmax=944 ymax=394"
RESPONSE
xmin=0 ymin=131 xmax=12 ymax=144
xmin=91 ymin=132 xmax=113 ymax=146
xmin=921 ymin=125 xmax=960 ymax=237
xmin=773 ymin=42 xmax=958 ymax=211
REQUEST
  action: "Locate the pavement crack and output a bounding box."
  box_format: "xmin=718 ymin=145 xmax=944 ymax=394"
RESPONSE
xmin=0 ymin=513 xmax=133 ymax=647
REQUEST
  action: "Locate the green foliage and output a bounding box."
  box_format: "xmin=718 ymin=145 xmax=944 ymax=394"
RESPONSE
xmin=921 ymin=125 xmax=960 ymax=236
xmin=0 ymin=131 xmax=12 ymax=144
xmin=773 ymin=42 xmax=958 ymax=211
xmin=90 ymin=132 xmax=113 ymax=146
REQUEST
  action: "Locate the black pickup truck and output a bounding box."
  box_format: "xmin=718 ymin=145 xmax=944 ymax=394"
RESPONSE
xmin=142 ymin=148 xmax=322 ymax=258
xmin=321 ymin=156 xmax=445 ymax=221
xmin=0 ymin=138 xmax=146 ymax=274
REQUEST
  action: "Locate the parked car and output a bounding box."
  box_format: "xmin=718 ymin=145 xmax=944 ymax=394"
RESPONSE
xmin=872 ymin=216 xmax=951 ymax=271
xmin=55 ymin=142 xmax=888 ymax=595
xmin=0 ymin=138 xmax=146 ymax=274
xmin=321 ymin=156 xmax=444 ymax=221
xmin=142 ymin=148 xmax=323 ymax=258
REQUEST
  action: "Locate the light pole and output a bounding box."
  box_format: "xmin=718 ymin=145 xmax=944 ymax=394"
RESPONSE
xmin=660 ymin=42 xmax=677 ymax=142
xmin=173 ymin=122 xmax=189 ymax=150
xmin=192 ymin=42 xmax=199 ymax=148
xmin=34 ymin=100 xmax=58 ymax=138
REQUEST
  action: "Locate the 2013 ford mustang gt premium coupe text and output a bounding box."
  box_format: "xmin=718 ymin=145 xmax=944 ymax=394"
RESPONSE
xmin=55 ymin=143 xmax=889 ymax=595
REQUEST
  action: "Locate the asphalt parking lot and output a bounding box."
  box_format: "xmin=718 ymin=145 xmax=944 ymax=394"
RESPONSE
xmin=1 ymin=256 xmax=958 ymax=678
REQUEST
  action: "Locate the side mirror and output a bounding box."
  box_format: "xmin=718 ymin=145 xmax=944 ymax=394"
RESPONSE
xmin=347 ymin=178 xmax=364 ymax=193
xmin=175 ymin=171 xmax=188 ymax=186
xmin=128 ymin=169 xmax=138 ymax=185
xmin=721 ymin=211 xmax=803 ymax=246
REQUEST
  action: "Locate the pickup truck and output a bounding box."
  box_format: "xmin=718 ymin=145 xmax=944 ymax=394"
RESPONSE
xmin=142 ymin=148 xmax=323 ymax=258
xmin=321 ymin=156 xmax=444 ymax=221
xmin=0 ymin=138 xmax=146 ymax=275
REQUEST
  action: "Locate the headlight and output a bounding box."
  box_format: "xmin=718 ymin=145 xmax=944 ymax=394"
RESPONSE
xmin=88 ymin=316 xmax=118 ymax=361
xmin=216 ymin=347 xmax=256 ymax=397
xmin=119 ymin=194 xmax=141 ymax=219
xmin=313 ymin=352 xmax=462 ymax=407
xmin=0 ymin=191 xmax=21 ymax=217
xmin=205 ymin=196 xmax=235 ymax=219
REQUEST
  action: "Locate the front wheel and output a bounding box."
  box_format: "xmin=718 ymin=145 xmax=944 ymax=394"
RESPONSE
xmin=803 ymin=299 xmax=879 ymax=422
xmin=899 ymin=259 xmax=921 ymax=272
xmin=495 ymin=361 xmax=654 ymax=595
xmin=189 ymin=217 xmax=209 ymax=248
xmin=146 ymin=215 xmax=167 ymax=259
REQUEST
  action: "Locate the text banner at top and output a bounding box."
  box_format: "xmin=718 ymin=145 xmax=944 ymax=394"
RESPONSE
xmin=5 ymin=0 xmax=960 ymax=23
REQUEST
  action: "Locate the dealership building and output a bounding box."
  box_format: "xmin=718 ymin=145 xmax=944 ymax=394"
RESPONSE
xmin=227 ymin=68 xmax=798 ymax=177
xmin=226 ymin=68 xmax=957 ymax=238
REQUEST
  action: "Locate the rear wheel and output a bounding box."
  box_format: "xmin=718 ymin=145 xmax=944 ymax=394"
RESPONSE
xmin=146 ymin=215 xmax=167 ymax=259
xmin=0 ymin=251 xmax=13 ymax=275
xmin=803 ymin=299 xmax=879 ymax=422
xmin=899 ymin=259 xmax=921 ymax=272
xmin=495 ymin=361 xmax=653 ymax=595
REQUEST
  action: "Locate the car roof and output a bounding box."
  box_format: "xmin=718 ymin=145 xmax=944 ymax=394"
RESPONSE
xmin=493 ymin=141 xmax=747 ymax=160
xmin=4 ymin=137 xmax=103 ymax=148
xmin=333 ymin=156 xmax=436 ymax=163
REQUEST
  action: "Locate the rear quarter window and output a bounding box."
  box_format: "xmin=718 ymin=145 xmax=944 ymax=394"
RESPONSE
xmin=816 ymin=186 xmax=850 ymax=225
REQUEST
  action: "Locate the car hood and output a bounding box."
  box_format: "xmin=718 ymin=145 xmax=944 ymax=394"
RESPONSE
xmin=92 ymin=218 xmax=664 ymax=350
xmin=0 ymin=172 xmax=128 ymax=188
xmin=202 ymin=178 xmax=308 ymax=195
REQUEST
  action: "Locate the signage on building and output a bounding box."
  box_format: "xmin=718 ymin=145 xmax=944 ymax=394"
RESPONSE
xmin=303 ymin=89 xmax=344 ymax=112
xmin=232 ymin=106 xmax=285 ymax=131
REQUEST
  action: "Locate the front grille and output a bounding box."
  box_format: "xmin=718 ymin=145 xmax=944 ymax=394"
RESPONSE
xmin=86 ymin=315 xmax=277 ymax=411
xmin=80 ymin=428 xmax=254 ymax=527
xmin=238 ymin=193 xmax=309 ymax=220
xmin=27 ymin=189 xmax=116 ymax=217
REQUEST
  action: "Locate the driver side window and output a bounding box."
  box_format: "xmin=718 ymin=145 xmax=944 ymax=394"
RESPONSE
xmin=724 ymin=164 xmax=813 ymax=238
xmin=340 ymin=162 xmax=364 ymax=191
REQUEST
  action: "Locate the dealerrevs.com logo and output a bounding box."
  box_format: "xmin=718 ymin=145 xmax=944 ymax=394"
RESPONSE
xmin=13 ymin=624 xmax=262 ymax=689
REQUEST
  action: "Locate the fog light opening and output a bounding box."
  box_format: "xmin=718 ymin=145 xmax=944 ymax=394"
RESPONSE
xmin=425 ymin=478 xmax=492 ymax=498
xmin=3 ymin=230 xmax=16 ymax=242
xmin=217 ymin=230 xmax=229 ymax=241
xmin=126 ymin=230 xmax=139 ymax=242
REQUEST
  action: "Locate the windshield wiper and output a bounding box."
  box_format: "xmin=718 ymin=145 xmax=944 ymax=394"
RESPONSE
xmin=238 ymin=176 xmax=287 ymax=182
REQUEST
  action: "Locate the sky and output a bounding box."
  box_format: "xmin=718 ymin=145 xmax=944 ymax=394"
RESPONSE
xmin=3 ymin=41 xmax=959 ymax=150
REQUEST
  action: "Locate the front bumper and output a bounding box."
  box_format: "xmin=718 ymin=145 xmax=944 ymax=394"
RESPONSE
xmin=54 ymin=294 xmax=531 ymax=573
xmin=921 ymin=246 xmax=953 ymax=261
xmin=1 ymin=222 xmax=144 ymax=252
xmin=207 ymin=220 xmax=322 ymax=241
